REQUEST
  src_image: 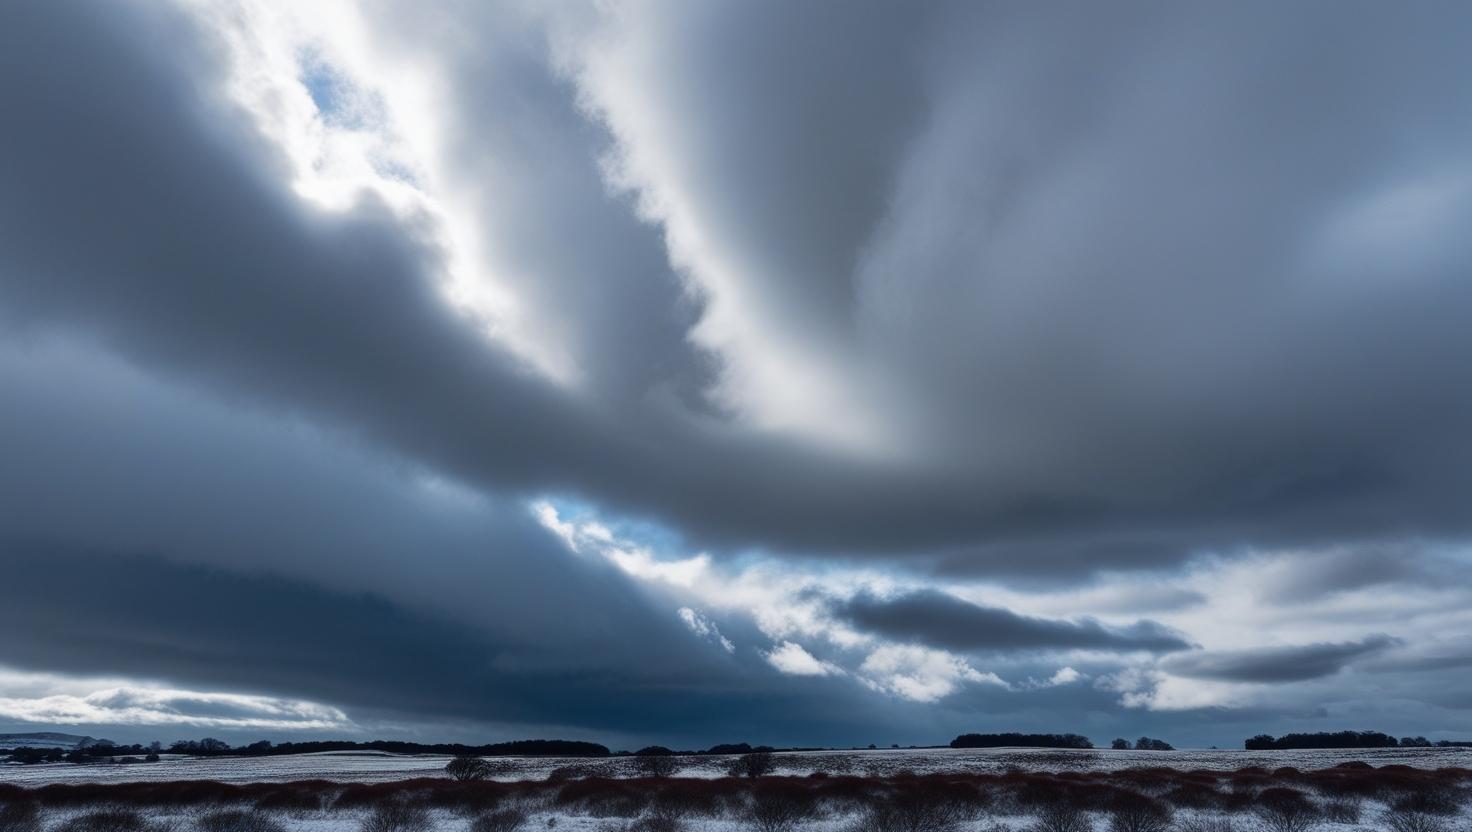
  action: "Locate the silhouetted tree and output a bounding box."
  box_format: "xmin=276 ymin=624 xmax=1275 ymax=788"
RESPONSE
xmin=1111 ymin=738 xmax=1130 ymax=750
xmin=633 ymin=747 xmax=678 ymax=777
xmin=446 ymin=756 xmax=495 ymax=781
xmin=726 ymin=751 xmax=776 ymax=778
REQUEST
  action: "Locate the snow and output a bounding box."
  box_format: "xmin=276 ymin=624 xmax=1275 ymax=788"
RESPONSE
xmin=5 ymin=747 xmax=1470 ymax=832
xmin=2 ymin=745 xmax=1467 ymax=785
xmin=19 ymin=803 xmax=1472 ymax=832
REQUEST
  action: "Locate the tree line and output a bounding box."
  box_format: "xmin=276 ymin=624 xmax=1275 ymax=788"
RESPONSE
xmin=5 ymin=742 xmax=161 ymax=765
xmin=950 ymin=733 xmax=1095 ymax=749
xmin=11 ymin=729 xmax=1472 ymax=766
xmin=1244 ymin=731 xmax=1472 ymax=750
xmin=167 ymin=738 xmax=613 ymax=757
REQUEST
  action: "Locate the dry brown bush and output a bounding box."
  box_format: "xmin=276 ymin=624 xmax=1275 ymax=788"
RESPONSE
xmin=746 ymin=786 xmax=812 ymax=832
xmin=360 ymin=798 xmax=431 ymax=832
xmin=1254 ymin=787 xmax=1320 ymax=832
xmin=1381 ymin=808 xmax=1453 ymax=832
xmin=1105 ymin=791 xmax=1171 ymax=832
xmin=0 ymin=802 xmax=41 ymax=832
xmin=1319 ymin=795 xmax=1361 ymax=823
xmin=56 ymin=809 xmax=173 ymax=832
xmin=196 ymin=809 xmax=287 ymax=832
xmin=470 ymin=808 xmax=527 ymax=832
xmin=1027 ymin=804 xmax=1090 ymax=832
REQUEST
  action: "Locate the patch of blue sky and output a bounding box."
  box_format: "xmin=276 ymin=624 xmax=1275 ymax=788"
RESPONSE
xmin=535 ymin=495 xmax=691 ymax=556
xmin=299 ymin=52 xmax=369 ymax=130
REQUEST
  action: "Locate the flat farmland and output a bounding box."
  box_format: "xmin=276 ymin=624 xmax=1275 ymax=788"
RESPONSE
xmin=3 ymin=745 xmax=1467 ymax=785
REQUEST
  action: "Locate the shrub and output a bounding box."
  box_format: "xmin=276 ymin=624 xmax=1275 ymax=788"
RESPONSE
xmin=471 ymin=808 xmax=527 ymax=832
xmin=1174 ymin=817 xmax=1235 ymax=832
xmin=1390 ymin=788 xmax=1463 ymax=816
xmin=631 ymin=750 xmax=679 ymax=779
xmin=0 ymin=802 xmax=41 ymax=832
xmin=1161 ymin=782 xmax=1225 ymax=811
xmin=727 ymin=752 xmax=776 ymax=779
xmin=645 ymin=781 xmax=722 ymax=821
xmin=360 ymin=799 xmax=432 ymax=832
xmin=555 ymin=779 xmax=648 ymax=818
xmin=1027 ymin=804 xmax=1090 ymax=832
xmin=196 ymin=810 xmax=287 ymax=832
xmin=1319 ymin=796 xmax=1361 ymax=823
xmin=1381 ymin=809 xmax=1452 ymax=832
xmin=252 ymin=785 xmax=327 ymax=813
xmin=1255 ymin=788 xmax=1320 ymax=832
xmin=746 ymin=788 xmax=812 ymax=832
xmin=448 ymin=757 xmax=496 ymax=782
xmin=56 ymin=810 xmax=156 ymax=832
xmin=1106 ymin=792 xmax=1171 ymax=832
xmin=625 ymin=818 xmax=682 ymax=832
xmin=852 ymin=790 xmax=969 ymax=832
xmin=1111 ymin=739 xmax=1130 ymax=750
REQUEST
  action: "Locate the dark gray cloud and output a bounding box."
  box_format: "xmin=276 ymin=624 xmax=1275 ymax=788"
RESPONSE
xmin=1260 ymin=546 xmax=1472 ymax=603
xmin=1161 ymin=635 xmax=1402 ymax=683
xmin=0 ymin=546 xmax=905 ymax=748
xmin=1 ymin=0 xmax=1471 ymax=579
xmin=836 ymin=590 xmax=1193 ymax=653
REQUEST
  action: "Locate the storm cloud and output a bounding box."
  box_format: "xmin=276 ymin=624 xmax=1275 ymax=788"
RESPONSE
xmin=836 ymin=590 xmax=1194 ymax=654
xmin=1161 ymin=636 xmax=1403 ymax=683
xmin=2 ymin=0 xmax=1472 ymax=746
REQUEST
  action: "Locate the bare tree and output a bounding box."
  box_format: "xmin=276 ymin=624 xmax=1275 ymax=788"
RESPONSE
xmin=446 ymin=755 xmax=495 ymax=781
xmin=746 ymin=789 xmax=810 ymax=832
xmin=727 ymin=751 xmax=776 ymax=778
xmin=632 ymin=747 xmax=679 ymax=778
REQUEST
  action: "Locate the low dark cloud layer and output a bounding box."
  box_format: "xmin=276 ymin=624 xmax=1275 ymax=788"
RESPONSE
xmin=1161 ymin=636 xmax=1402 ymax=683
xmin=837 ymin=590 xmax=1193 ymax=654
xmin=0 ymin=548 xmax=878 ymax=745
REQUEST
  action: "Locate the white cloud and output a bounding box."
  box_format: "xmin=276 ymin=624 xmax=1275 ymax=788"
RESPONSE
xmin=764 ymin=642 xmax=840 ymax=677
xmin=678 ymin=607 xmax=735 ymax=653
xmin=1097 ymin=666 xmax=1253 ymax=712
xmin=0 ymin=667 xmax=354 ymax=730
xmin=176 ymin=0 xmax=567 ymax=380
xmin=1047 ymin=666 xmax=1083 ymax=686
xmin=858 ymin=644 xmax=1007 ymax=703
xmin=533 ymin=500 xmax=711 ymax=587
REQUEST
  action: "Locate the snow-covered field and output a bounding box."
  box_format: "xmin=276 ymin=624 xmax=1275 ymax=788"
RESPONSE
xmin=12 ymin=799 xmax=1472 ymax=832
xmin=2 ymin=745 xmax=1468 ymax=785
xmin=5 ymin=747 xmax=1471 ymax=832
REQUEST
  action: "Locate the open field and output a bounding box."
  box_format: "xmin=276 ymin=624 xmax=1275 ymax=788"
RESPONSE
xmin=4 ymin=749 xmax=1472 ymax=832
xmin=3 ymin=746 xmax=1469 ymax=785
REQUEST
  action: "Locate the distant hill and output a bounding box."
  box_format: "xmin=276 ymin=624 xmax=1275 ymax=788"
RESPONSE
xmin=0 ymin=732 xmax=105 ymax=750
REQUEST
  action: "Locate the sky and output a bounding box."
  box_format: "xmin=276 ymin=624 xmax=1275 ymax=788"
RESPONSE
xmin=2 ymin=0 xmax=1472 ymax=751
